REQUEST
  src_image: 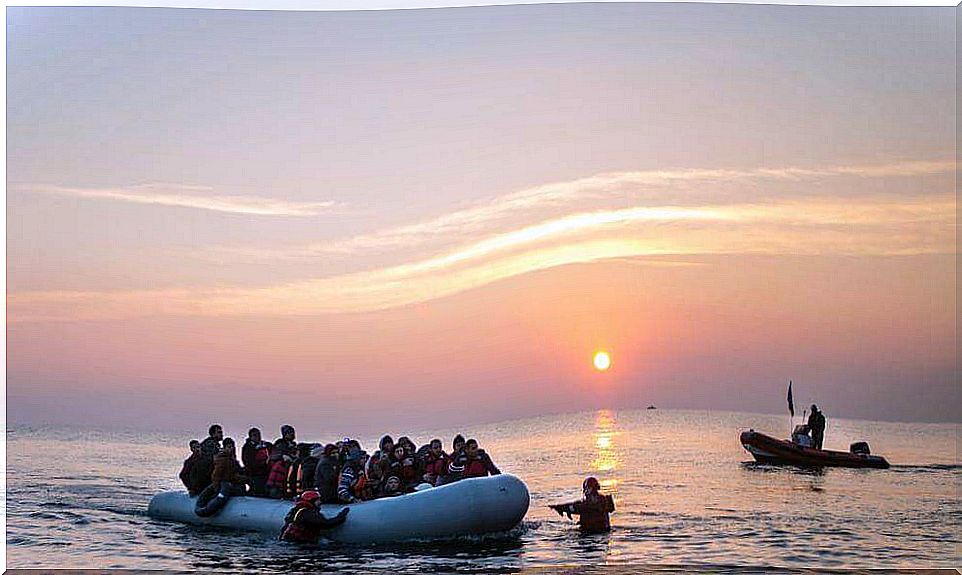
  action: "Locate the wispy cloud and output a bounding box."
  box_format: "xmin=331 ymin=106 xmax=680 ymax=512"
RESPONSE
xmin=8 ymin=191 xmax=955 ymax=322
xmin=22 ymin=183 xmax=338 ymax=216
xmin=280 ymin=159 xmax=956 ymax=257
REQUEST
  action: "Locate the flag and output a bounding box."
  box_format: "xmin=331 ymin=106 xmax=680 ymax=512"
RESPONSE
xmin=787 ymin=380 xmax=795 ymax=418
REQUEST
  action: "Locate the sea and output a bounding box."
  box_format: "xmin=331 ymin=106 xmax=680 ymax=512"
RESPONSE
xmin=5 ymin=409 xmax=960 ymax=571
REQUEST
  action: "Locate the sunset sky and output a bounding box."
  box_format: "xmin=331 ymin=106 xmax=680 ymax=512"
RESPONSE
xmin=6 ymin=4 xmax=957 ymax=434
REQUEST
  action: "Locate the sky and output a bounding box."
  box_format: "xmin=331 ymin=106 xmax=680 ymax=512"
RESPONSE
xmin=6 ymin=4 xmax=958 ymax=435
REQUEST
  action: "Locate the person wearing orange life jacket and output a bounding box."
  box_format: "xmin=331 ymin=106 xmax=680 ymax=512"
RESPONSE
xmin=279 ymin=490 xmax=350 ymax=544
xmin=241 ymin=428 xmax=272 ymax=497
xmin=267 ymin=425 xmax=297 ymax=499
xmin=550 ymin=477 xmax=615 ymax=534
xmin=286 ymin=443 xmax=315 ymax=498
xmin=337 ymin=446 xmax=370 ymax=503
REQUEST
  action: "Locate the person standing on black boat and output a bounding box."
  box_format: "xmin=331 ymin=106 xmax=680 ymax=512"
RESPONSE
xmin=808 ymin=405 xmax=826 ymax=450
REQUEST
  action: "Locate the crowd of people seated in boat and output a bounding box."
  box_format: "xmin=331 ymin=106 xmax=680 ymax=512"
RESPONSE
xmin=180 ymin=424 xmax=501 ymax=507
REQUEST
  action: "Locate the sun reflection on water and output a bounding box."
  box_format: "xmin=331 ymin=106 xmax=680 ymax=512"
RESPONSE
xmin=591 ymin=410 xmax=621 ymax=478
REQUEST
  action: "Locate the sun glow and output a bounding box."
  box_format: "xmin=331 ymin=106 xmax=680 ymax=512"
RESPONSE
xmin=593 ymin=351 xmax=611 ymax=371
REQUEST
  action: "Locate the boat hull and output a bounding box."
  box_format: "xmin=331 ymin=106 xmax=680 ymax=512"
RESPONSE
xmin=147 ymin=473 xmax=529 ymax=544
xmin=740 ymin=430 xmax=890 ymax=469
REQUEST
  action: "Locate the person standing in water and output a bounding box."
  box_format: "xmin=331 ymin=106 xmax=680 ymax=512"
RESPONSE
xmin=808 ymin=405 xmax=826 ymax=450
xmin=550 ymin=477 xmax=615 ymax=534
xmin=279 ymin=490 xmax=349 ymax=544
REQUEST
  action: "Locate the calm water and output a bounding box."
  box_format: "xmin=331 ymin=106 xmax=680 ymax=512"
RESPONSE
xmin=5 ymin=409 xmax=960 ymax=570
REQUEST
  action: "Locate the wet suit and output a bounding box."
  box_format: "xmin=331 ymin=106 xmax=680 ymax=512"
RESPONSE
xmin=280 ymin=504 xmax=349 ymax=544
xmin=551 ymin=493 xmax=615 ymax=534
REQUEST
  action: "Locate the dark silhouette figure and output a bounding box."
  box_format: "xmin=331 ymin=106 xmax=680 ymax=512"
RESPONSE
xmin=550 ymin=477 xmax=615 ymax=534
xmin=808 ymin=405 xmax=826 ymax=450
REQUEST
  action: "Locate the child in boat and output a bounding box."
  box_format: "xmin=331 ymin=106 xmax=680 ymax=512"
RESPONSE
xmin=550 ymin=477 xmax=615 ymax=534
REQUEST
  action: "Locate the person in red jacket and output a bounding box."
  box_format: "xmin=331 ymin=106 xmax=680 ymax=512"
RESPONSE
xmin=462 ymin=439 xmax=501 ymax=478
xmin=550 ymin=477 xmax=615 ymax=534
xmin=419 ymin=439 xmax=448 ymax=486
xmin=279 ymin=490 xmax=349 ymax=544
xmin=241 ymin=428 xmax=272 ymax=497
xmin=267 ymin=425 xmax=297 ymax=498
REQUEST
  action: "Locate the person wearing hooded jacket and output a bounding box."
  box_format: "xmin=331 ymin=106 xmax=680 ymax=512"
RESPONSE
xmin=279 ymin=490 xmax=350 ymax=544
xmin=550 ymin=477 xmax=615 ymax=534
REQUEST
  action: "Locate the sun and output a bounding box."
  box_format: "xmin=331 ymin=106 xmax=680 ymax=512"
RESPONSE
xmin=593 ymin=351 xmax=611 ymax=371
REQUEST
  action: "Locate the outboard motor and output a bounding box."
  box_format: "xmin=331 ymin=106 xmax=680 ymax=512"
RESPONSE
xmin=849 ymin=441 xmax=871 ymax=455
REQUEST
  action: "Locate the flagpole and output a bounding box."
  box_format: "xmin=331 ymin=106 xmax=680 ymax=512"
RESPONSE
xmin=787 ymin=380 xmax=794 ymax=438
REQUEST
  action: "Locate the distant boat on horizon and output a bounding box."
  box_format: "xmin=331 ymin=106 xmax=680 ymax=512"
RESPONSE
xmin=647 ymin=405 xmax=657 ymax=410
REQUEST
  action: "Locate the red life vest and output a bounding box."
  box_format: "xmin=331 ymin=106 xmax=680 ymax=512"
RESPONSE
xmin=267 ymin=459 xmax=289 ymax=489
xmin=399 ymin=457 xmax=417 ymax=483
xmin=424 ymin=454 xmax=447 ymax=477
xmin=280 ymin=502 xmax=320 ymax=543
xmin=254 ymin=445 xmax=271 ymax=468
xmin=464 ymin=458 xmax=489 ymax=478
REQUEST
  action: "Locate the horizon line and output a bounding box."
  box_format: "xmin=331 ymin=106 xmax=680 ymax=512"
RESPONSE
xmin=7 ymin=405 xmax=959 ymax=440
xmin=9 ymin=0 xmax=959 ymax=11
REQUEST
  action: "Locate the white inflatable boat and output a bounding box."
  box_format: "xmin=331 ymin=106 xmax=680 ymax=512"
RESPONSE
xmin=147 ymin=474 xmax=529 ymax=544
